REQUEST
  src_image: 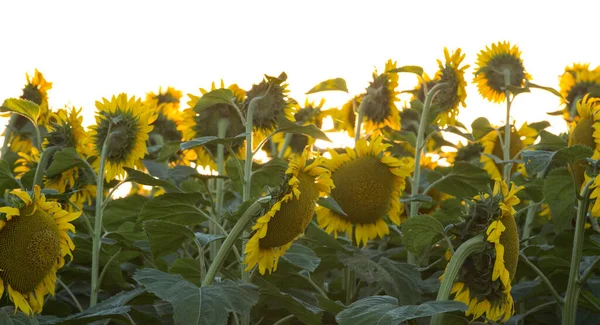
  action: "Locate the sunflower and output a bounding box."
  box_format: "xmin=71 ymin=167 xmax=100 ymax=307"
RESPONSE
xmin=480 ymin=122 xmax=538 ymax=180
xmin=444 ymin=181 xmax=523 ymax=322
xmin=5 ymin=70 xmax=53 ymax=153
xmin=244 ymin=149 xmax=333 ymax=274
xmin=326 ymin=95 xmax=361 ymax=137
xmin=14 ymin=147 xmax=40 ymax=178
xmin=360 ymin=60 xmax=401 ymax=134
xmin=90 ymin=94 xmax=157 ymax=181
xmin=270 ymin=98 xmax=326 ymax=157
xmin=559 ymin=63 xmax=600 ymax=123
xmin=178 ymin=81 xmax=247 ymax=169
xmin=431 ymin=48 xmax=469 ymax=126
xmin=473 ymin=41 xmax=531 ymax=103
xmin=316 ymin=136 xmax=414 ymax=246
xmin=146 ymin=86 xmax=183 ymax=109
xmin=0 ymin=185 xmax=80 ymax=314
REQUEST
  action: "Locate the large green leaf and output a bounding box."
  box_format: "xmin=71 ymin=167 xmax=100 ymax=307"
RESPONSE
xmin=1 ymin=98 xmax=40 ymax=124
xmin=427 ymin=162 xmax=492 ymax=198
xmin=255 ymin=277 xmax=323 ymax=325
xmin=170 ymin=257 xmax=203 ymax=286
xmin=133 ymin=268 xmax=259 ymax=325
xmin=305 ymin=222 xmax=353 ymax=254
xmin=180 ymin=134 xmax=246 ymax=151
xmin=336 ymin=296 xmax=467 ymax=325
xmin=0 ymin=160 xmax=20 ymax=193
xmin=522 ymin=150 xmax=555 ymax=175
xmin=386 ymin=65 xmax=424 ymax=76
xmin=534 ymin=130 xmax=567 ymax=151
xmin=317 ymin=196 xmax=347 ymax=216
xmin=143 ymin=220 xmax=196 ymax=258
xmin=338 ymin=253 xmax=422 ymax=305
xmin=0 ymin=309 xmax=39 ymax=325
xmin=282 ymin=243 xmax=321 ymax=272
xmin=401 ymin=215 xmax=446 ymax=255
xmin=103 ymin=195 xmax=148 ymax=231
xmin=554 ymin=144 xmax=593 ymax=165
xmin=276 ymin=117 xmax=331 ymax=142
xmin=45 ymin=148 xmax=95 ymax=181
xmin=123 ymin=167 xmax=179 ymax=191
xmin=137 ymin=193 xmax=208 ymax=226
xmin=543 ymin=167 xmax=577 ymax=233
xmin=193 ymin=88 xmax=235 ymax=111
xmin=225 ymin=157 xmax=287 ymax=198
xmin=306 ymin=78 xmax=348 ymax=94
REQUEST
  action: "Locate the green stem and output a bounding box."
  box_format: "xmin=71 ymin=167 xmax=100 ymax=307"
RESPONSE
xmin=353 ymin=96 xmax=368 ymax=142
xmin=521 ymin=200 xmax=539 ymax=245
xmin=98 ymin=248 xmax=122 ymax=289
xmin=213 ymin=118 xmax=229 ymax=261
xmin=32 ymin=146 xmax=60 ymax=188
xmin=430 ymin=235 xmax=485 ymax=325
xmin=409 ymin=82 xmax=448 ymax=265
xmin=272 ymin=314 xmax=295 ymax=325
xmin=578 ymin=255 xmax=600 ymax=286
xmin=277 ymin=133 xmax=292 ymax=158
xmin=202 ymin=198 xmax=265 ymax=287
xmin=90 ymin=124 xmax=112 ymax=306
xmin=563 ymin=179 xmax=594 ymax=325
xmin=503 ymin=68 xmax=512 ymax=183
xmin=194 ymin=239 xmax=207 ymax=281
xmin=33 ymin=123 xmax=43 ymax=152
xmin=519 ymin=254 xmax=564 ymax=304
xmin=1 ymin=115 xmax=16 ymax=158
xmin=57 ymin=277 xmax=83 ymax=313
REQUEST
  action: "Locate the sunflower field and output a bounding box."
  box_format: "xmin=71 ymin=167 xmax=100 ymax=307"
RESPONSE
xmin=1 ymin=41 xmax=600 ymax=325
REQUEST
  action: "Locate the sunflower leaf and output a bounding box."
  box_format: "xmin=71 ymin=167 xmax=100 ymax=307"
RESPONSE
xmin=0 ymin=98 xmax=40 ymax=125
xmin=306 ymin=78 xmax=348 ymax=94
xmin=401 ymin=215 xmax=446 ymax=256
xmin=471 ymin=117 xmax=495 ymax=141
xmin=45 ymin=147 xmax=96 ymax=181
xmin=386 ymin=65 xmax=424 ymax=76
xmin=543 ymin=167 xmax=577 ymax=233
xmin=137 ymin=193 xmax=208 ymax=227
xmin=317 ymin=196 xmax=347 ymax=216
xmin=534 ymin=130 xmax=568 ymax=151
xmin=170 ymin=257 xmax=203 ymax=286
xmin=335 ymin=296 xmax=467 ymax=325
xmin=427 ymin=162 xmax=492 ymax=198
xmin=143 ymin=220 xmax=196 ymax=258
xmin=254 ymin=277 xmax=323 ymax=325
xmin=123 ymin=167 xmax=180 ymax=191
xmin=275 ymin=117 xmax=331 ymax=142
xmin=554 ymin=144 xmax=593 ymax=165
xmin=103 ymin=194 xmax=148 ymax=232
xmin=133 ymin=269 xmax=259 ymax=325
xmin=193 ymin=88 xmax=235 ymax=111
xmin=526 ymin=81 xmax=564 ymax=99
xmin=0 ymin=160 xmax=20 ymax=193
xmin=522 ymin=150 xmax=556 ymax=176
xmin=180 ymin=134 xmax=247 ymax=151
xmin=282 ymin=243 xmax=321 ymax=272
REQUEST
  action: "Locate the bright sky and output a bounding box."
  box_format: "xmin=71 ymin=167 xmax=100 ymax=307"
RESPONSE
xmin=1 ymin=0 xmax=598 ymax=145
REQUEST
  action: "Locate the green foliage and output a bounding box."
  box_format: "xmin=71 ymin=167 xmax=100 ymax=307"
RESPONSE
xmin=1 ymin=98 xmax=40 ymax=124
xmin=401 ymin=215 xmax=446 ymax=255
xmin=306 ymin=78 xmax=348 ymax=94
xmin=543 ymin=167 xmax=577 ymax=233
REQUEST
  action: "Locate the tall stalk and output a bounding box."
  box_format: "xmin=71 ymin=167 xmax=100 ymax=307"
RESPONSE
xmin=212 ymin=118 xmax=229 ymax=260
xmin=562 ymin=179 xmax=594 ymax=325
xmin=90 ymin=124 xmax=112 ymax=306
xmin=502 ymin=68 xmax=512 ymax=183
xmin=408 ymin=82 xmax=447 ymax=265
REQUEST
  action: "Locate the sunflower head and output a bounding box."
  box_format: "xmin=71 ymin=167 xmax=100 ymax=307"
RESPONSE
xmin=327 ymin=95 xmax=360 ymax=137
xmin=244 ymin=149 xmax=333 ymax=274
xmin=146 ymin=86 xmax=183 ymax=109
xmin=244 ymin=72 xmax=295 ymax=134
xmin=568 ymin=95 xmax=600 ymax=190
xmin=0 ymin=186 xmax=80 ymax=315
xmin=473 ymin=41 xmax=531 ymax=103
xmin=361 ymin=60 xmax=401 ymax=134
xmin=446 ymin=181 xmax=522 ymax=322
xmin=270 ymin=98 xmax=326 ymax=157
xmin=45 ymin=107 xmax=91 ymax=155
xmin=560 ymin=63 xmax=600 ymax=122
xmin=90 ymin=93 xmax=157 ymax=180
xmin=431 ymin=48 xmax=469 ymax=126
xmin=316 ymin=136 xmax=414 ymax=246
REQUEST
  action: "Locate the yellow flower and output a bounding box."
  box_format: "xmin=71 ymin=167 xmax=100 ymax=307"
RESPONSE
xmin=445 ymin=181 xmax=522 ymax=322
xmin=326 ymin=95 xmax=361 ymax=137
xmin=480 ymin=122 xmax=538 ymax=180
xmin=316 ymin=136 xmax=414 ymax=246
xmin=14 ymin=147 xmax=40 ymax=178
xmin=178 ymin=81 xmax=247 ymax=169
xmin=146 ymin=86 xmax=183 ymax=109
xmin=271 ymin=98 xmax=326 ymax=158
xmin=473 ymin=41 xmax=531 ymax=103
xmin=432 ymin=48 xmax=469 ymax=126
xmin=244 ymin=149 xmax=333 ymax=274
xmin=559 ymin=63 xmax=600 ymax=123
xmin=0 ymin=185 xmax=80 ymax=314
xmin=90 ymin=94 xmax=157 ymax=180
xmin=361 ymin=60 xmax=401 ymax=134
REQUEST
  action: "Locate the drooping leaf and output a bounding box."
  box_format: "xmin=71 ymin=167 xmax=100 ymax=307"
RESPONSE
xmin=526 ymin=81 xmax=564 ymax=99
xmin=156 ymin=141 xmax=183 ymax=162
xmin=305 ymin=222 xmax=353 ymax=254
xmin=0 ymin=98 xmax=40 ymax=124
xmin=255 ymin=277 xmax=323 ymax=325
xmin=180 ymin=134 xmax=246 ymax=151
xmin=0 ymin=309 xmax=39 ymax=325
xmin=137 ymin=193 xmax=208 ymax=226
xmin=46 ymin=148 xmax=95 ymax=181
xmin=386 ymin=65 xmax=424 ymax=76
xmin=543 ymin=167 xmax=577 ymax=233
xmin=282 ymin=243 xmax=321 ymax=272
xmin=195 ymin=233 xmax=226 ymax=246
xmin=193 ymin=88 xmax=235 ymax=111
xmin=123 ymin=167 xmax=179 ymax=191
xmin=306 ymin=78 xmax=348 ymax=94
xmin=276 ymin=117 xmax=331 ymax=142
xmin=133 ymin=268 xmax=259 ymax=325
xmin=336 ymin=296 xmax=467 ymax=325
xmin=401 ymin=215 xmax=446 ymax=255
xmin=143 ymin=220 xmax=196 ymax=258
xmin=471 ymin=117 xmax=494 ymax=141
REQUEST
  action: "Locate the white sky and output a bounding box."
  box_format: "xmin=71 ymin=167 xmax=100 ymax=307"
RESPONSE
xmin=1 ymin=0 xmax=598 ymax=145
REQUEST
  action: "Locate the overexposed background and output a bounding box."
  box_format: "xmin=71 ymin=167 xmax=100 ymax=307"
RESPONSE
xmin=0 ymin=0 xmax=597 ymax=145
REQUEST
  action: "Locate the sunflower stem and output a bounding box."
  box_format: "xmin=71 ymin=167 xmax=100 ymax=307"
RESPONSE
xmin=409 ymin=82 xmax=448 ymax=265
xmin=32 ymin=146 xmax=60 ymax=188
xmin=522 ymin=174 xmax=543 ymax=244
xmin=430 ymin=234 xmax=485 ymax=325
xmin=0 ymin=115 xmax=16 ymax=158
xmin=353 ymin=96 xmax=368 ymax=142
xmin=90 ymin=123 xmax=112 ymax=307
xmin=563 ymin=178 xmax=594 ymax=325
xmin=519 ymin=254 xmax=564 ymax=304
xmin=33 ymin=122 xmax=43 ymax=152
xmin=213 ymin=118 xmax=229 ymax=261
xmin=502 ymin=68 xmax=512 ymax=183
xmin=202 ymin=197 xmax=266 ymax=287
xmin=57 ymin=277 xmax=83 ymax=313
xmin=278 ymin=133 xmax=293 ymax=158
